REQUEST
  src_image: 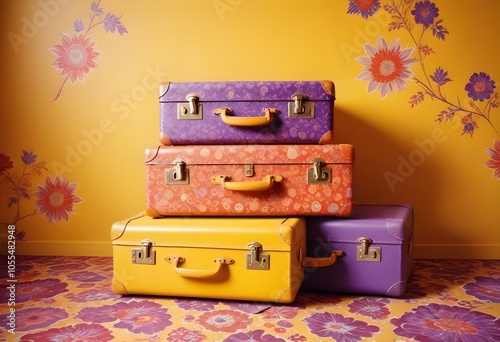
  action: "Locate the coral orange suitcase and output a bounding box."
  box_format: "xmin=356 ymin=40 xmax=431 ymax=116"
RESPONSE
xmin=111 ymin=213 xmax=341 ymax=303
xmin=144 ymin=144 xmax=354 ymax=217
xmin=301 ymin=204 xmax=414 ymax=297
xmin=158 ymin=81 xmax=335 ymax=145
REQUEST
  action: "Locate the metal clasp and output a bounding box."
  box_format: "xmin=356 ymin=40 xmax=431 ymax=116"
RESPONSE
xmin=165 ymin=159 xmax=190 ymax=185
xmin=177 ymin=93 xmax=203 ymax=120
xmin=246 ymin=242 xmax=270 ymax=270
xmin=132 ymin=239 xmax=156 ymax=265
xmin=307 ymin=158 xmax=332 ymax=184
xmin=288 ymin=92 xmax=315 ymax=118
xmin=245 ymin=164 xmax=254 ymax=177
xmin=356 ymin=237 xmax=381 ymax=262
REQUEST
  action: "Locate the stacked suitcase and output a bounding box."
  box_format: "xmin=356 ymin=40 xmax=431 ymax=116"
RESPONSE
xmin=111 ymin=81 xmax=414 ymax=302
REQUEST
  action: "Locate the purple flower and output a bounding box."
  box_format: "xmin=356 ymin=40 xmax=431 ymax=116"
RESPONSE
xmin=175 ymin=298 xmax=217 ymax=311
xmin=4 ymin=307 xmax=68 ymax=332
xmin=67 ymin=271 xmax=106 ymax=283
xmin=430 ymin=67 xmax=452 ymax=86
xmin=463 ymin=276 xmax=500 ymax=303
xmin=461 ymin=114 xmax=479 ymax=137
xmin=73 ymin=19 xmax=84 ymax=33
xmin=347 ymin=0 xmax=381 ymax=19
xmin=104 ymin=13 xmax=128 ymax=35
xmin=91 ymin=1 xmax=103 ymax=16
xmin=0 ymin=152 xmax=14 ymax=171
xmin=304 ymin=312 xmax=380 ymax=341
xmin=13 ymin=278 xmax=69 ymax=303
xmin=391 ymin=304 xmax=500 ymax=341
xmin=348 ymin=297 xmax=391 ymax=320
xmin=168 ymin=327 xmax=207 ymax=342
xmin=224 ymin=329 xmax=286 ymax=342
xmin=19 ymin=323 xmax=114 ymax=342
xmin=77 ymin=300 xmax=172 ymax=334
xmin=412 ymin=0 xmax=439 ymax=28
xmin=21 ymin=150 xmax=36 ymax=165
xmin=465 ymin=72 xmax=496 ymax=101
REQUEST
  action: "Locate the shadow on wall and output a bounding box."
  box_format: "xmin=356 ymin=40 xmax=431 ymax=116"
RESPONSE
xmin=331 ymin=106 xmax=443 ymax=235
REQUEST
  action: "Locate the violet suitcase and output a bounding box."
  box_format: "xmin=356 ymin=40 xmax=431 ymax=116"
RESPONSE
xmin=158 ymin=81 xmax=335 ymax=145
xmin=145 ymin=144 xmax=354 ymax=217
xmin=301 ymin=204 xmax=414 ymax=297
xmin=111 ymin=213 xmax=341 ymax=303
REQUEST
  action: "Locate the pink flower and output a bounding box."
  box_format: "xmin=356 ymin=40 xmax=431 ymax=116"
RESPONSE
xmin=35 ymin=175 xmax=83 ymax=223
xmin=50 ymin=33 xmax=100 ymax=83
xmin=485 ymin=140 xmax=500 ymax=180
xmin=356 ymin=36 xmax=418 ymax=98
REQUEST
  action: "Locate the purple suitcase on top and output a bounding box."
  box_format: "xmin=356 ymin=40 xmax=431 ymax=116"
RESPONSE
xmin=158 ymin=81 xmax=335 ymax=145
xmin=301 ymin=204 xmax=414 ymax=297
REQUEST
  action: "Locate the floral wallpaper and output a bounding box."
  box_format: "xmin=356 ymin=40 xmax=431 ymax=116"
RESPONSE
xmin=1 ymin=1 xmax=127 ymax=239
xmin=349 ymin=0 xmax=499 ymax=180
xmin=0 ymin=151 xmax=82 ymax=239
xmin=51 ymin=0 xmax=127 ymax=101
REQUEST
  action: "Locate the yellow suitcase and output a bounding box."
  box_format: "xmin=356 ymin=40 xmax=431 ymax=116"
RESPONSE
xmin=111 ymin=213 xmax=341 ymax=303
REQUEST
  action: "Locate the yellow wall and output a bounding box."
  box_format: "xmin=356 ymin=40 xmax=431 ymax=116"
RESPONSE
xmin=1 ymin=0 xmax=499 ymax=258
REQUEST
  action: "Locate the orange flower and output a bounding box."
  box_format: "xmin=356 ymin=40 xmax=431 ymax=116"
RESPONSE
xmin=35 ymin=175 xmax=83 ymax=223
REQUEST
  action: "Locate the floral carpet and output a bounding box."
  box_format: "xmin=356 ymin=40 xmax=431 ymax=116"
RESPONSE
xmin=0 ymin=257 xmax=499 ymax=341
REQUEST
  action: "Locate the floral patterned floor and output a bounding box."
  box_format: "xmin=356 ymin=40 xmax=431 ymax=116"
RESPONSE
xmin=0 ymin=257 xmax=499 ymax=341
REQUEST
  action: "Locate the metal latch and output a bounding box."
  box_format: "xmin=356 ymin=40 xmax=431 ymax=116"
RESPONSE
xmin=356 ymin=237 xmax=381 ymax=262
xmin=165 ymin=159 xmax=190 ymax=185
xmin=288 ymin=92 xmax=315 ymax=118
xmin=246 ymin=242 xmax=270 ymax=270
xmin=245 ymin=164 xmax=254 ymax=177
xmin=177 ymin=93 xmax=203 ymax=120
xmin=132 ymin=239 xmax=156 ymax=265
xmin=307 ymin=158 xmax=332 ymax=184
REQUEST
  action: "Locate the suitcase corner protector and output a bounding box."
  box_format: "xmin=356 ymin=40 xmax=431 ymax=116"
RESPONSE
xmin=159 ymin=132 xmax=173 ymax=145
xmin=112 ymin=278 xmax=129 ymax=295
xmin=159 ymin=82 xmax=171 ymax=98
xmin=145 ymin=206 xmax=162 ymax=218
xmin=319 ymin=130 xmax=334 ymax=144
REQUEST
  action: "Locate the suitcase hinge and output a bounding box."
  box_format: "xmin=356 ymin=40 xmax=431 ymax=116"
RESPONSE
xmin=289 ymin=92 xmax=315 ymax=118
xmin=307 ymin=158 xmax=332 ymax=184
xmin=177 ymin=93 xmax=203 ymax=120
xmin=356 ymin=237 xmax=381 ymax=262
xmin=132 ymin=239 xmax=156 ymax=265
xmin=165 ymin=159 xmax=190 ymax=185
xmin=246 ymin=242 xmax=270 ymax=270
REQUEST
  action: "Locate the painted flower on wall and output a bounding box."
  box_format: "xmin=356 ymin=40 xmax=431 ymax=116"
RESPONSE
xmin=355 ymin=36 xmax=417 ymax=98
xmin=349 ymin=0 xmax=499 ymax=180
xmin=50 ymin=0 xmax=127 ymax=101
xmin=485 ymin=140 xmax=500 ymax=179
xmin=1 ymin=150 xmax=48 ymax=237
xmin=34 ymin=175 xmax=83 ymax=224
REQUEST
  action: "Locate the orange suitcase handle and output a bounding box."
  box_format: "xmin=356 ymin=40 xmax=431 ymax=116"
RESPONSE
xmin=165 ymin=255 xmax=235 ymax=278
xmin=212 ymin=107 xmax=276 ymax=126
xmin=210 ymin=174 xmax=285 ymax=191
xmin=302 ymin=250 xmax=344 ymax=268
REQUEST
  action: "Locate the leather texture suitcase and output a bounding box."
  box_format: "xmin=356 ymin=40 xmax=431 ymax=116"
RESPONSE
xmin=111 ymin=213 xmax=341 ymax=303
xmin=158 ymin=81 xmax=335 ymax=145
xmin=145 ymin=144 xmax=354 ymax=217
xmin=301 ymin=204 xmax=414 ymax=297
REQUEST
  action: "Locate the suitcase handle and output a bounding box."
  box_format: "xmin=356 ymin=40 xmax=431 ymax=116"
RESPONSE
xmin=165 ymin=255 xmax=235 ymax=278
xmin=213 ymin=107 xmax=276 ymax=127
xmin=210 ymin=174 xmax=285 ymax=191
xmin=302 ymin=250 xmax=344 ymax=268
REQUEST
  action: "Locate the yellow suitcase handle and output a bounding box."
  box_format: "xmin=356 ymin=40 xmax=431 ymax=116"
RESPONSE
xmin=210 ymin=174 xmax=285 ymax=191
xmin=165 ymin=255 xmax=234 ymax=278
xmin=302 ymin=250 xmax=344 ymax=268
xmin=212 ymin=107 xmax=276 ymax=126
